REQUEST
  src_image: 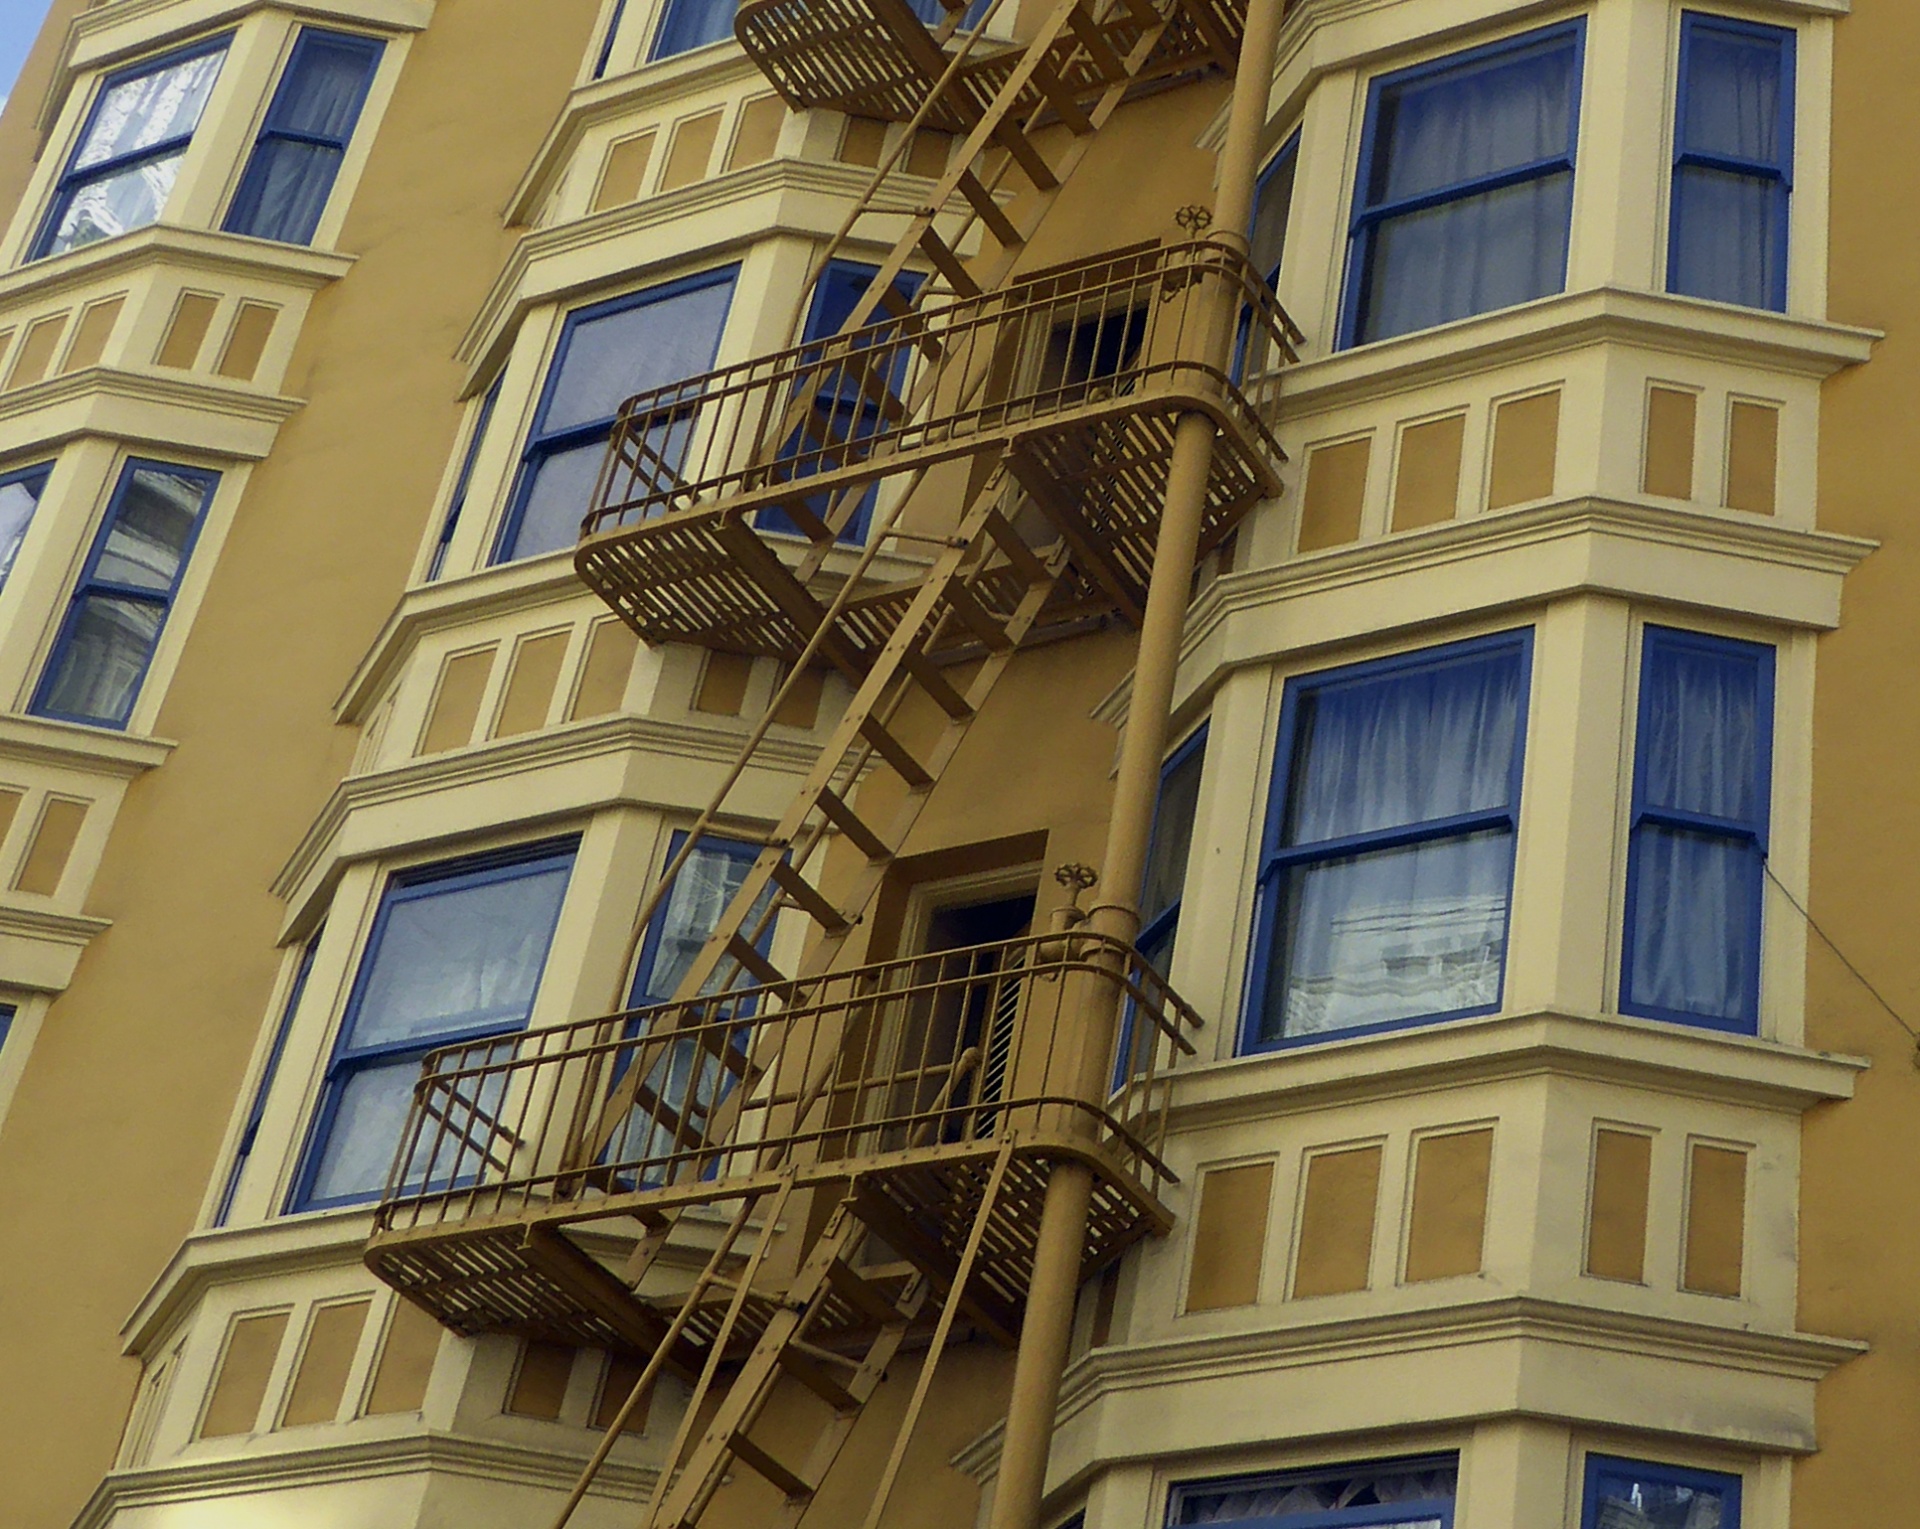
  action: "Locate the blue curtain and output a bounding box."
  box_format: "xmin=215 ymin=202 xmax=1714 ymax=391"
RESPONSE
xmin=654 ymin=0 xmax=738 ymax=59
xmin=1260 ymin=648 xmax=1522 ymax=1042
xmin=226 ymin=34 xmax=382 ymax=245
xmin=1670 ymin=22 xmax=1790 ymax=310
xmin=1623 ymin=635 xmax=1768 ymax=1027
xmin=1354 ymin=33 xmax=1577 ymax=344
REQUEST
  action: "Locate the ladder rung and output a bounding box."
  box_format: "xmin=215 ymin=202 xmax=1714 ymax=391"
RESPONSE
xmin=825 ymin=1259 xmax=906 ymax=1327
xmin=769 ymin=858 xmax=853 ymax=935
xmin=901 ymin=650 xmax=974 ymax=719
xmin=1065 ymin=5 xmax=1127 ymax=80
xmin=815 ymin=787 xmax=891 ymax=862
xmin=730 ymin=1430 xmax=815 ymax=1500
xmin=859 ymin=715 xmax=934 ymax=788
xmin=954 ymin=169 xmax=1024 ymax=248
xmin=916 ymin=228 xmax=980 ymax=297
xmin=726 ymin=932 xmax=787 ymax=988
xmin=941 ymin=578 xmax=1016 ymax=651
xmin=1024 ymin=59 xmax=1093 ymax=137
xmin=981 ymin=507 xmax=1050 ymax=584
xmin=777 ymin=1345 xmax=861 ymax=1411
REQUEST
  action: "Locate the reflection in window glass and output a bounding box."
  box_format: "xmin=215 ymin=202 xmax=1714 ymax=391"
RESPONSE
xmin=31 ymin=460 xmax=219 ymax=729
xmin=35 ymin=40 xmax=229 ymax=260
xmin=1171 ymin=1456 xmax=1458 ymax=1527
xmin=0 ymin=465 xmax=52 ymax=589
xmin=1343 ymin=24 xmax=1582 ymax=346
xmin=1582 ymin=1455 xmax=1740 ymax=1529
xmin=1245 ymin=635 xmax=1530 ymax=1047
xmin=293 ymin=842 xmax=577 ymax=1211
xmin=497 ymin=270 xmax=737 ymax=564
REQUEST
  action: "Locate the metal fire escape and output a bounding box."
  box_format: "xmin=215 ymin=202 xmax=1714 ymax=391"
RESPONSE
xmin=364 ymin=1 xmax=1296 ymax=1526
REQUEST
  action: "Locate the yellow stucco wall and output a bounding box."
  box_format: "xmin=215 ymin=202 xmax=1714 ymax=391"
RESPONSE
xmin=1802 ymin=4 xmax=1920 ymax=1524
xmin=0 ymin=2 xmax=600 ymax=1522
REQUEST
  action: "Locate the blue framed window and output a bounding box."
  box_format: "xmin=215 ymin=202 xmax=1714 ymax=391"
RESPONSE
xmin=214 ymin=937 xmax=320 ymax=1226
xmin=427 ymin=377 xmax=502 ymax=581
xmin=1252 ymin=133 xmax=1301 ymax=291
xmin=1244 ymin=633 xmax=1531 ymax=1049
xmin=33 ymin=37 xmax=230 ymax=261
xmin=1581 ymin=1455 xmax=1740 ymax=1529
xmin=1668 ymin=13 xmax=1794 ymax=312
xmin=1621 ymin=627 xmax=1773 ymax=1033
xmin=0 ymin=1004 xmax=15 ymax=1058
xmin=761 ymin=260 xmax=922 ymax=544
xmin=496 ymin=268 xmax=737 ymax=565
xmin=1140 ymin=727 xmax=1207 ymax=979
xmin=651 ymin=0 xmax=737 ymax=60
xmin=291 ymin=840 xmax=577 ymax=1212
xmin=603 ymin=833 xmax=770 ymax=1171
xmin=224 ymin=29 xmax=384 ymax=246
xmin=1342 ymin=22 xmax=1583 ymax=347
xmin=32 ymin=459 xmax=220 ymax=730
xmin=1169 ymin=1455 xmax=1458 ymax=1527
xmin=0 ymin=463 xmax=53 ymax=591
xmin=594 ymin=0 xmax=631 ymax=78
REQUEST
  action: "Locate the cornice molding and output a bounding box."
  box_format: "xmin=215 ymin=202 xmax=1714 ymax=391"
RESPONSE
xmin=953 ymin=1294 xmax=1865 ymax=1482
xmin=1161 ymin=1007 xmax=1864 ymax=1129
xmin=0 ymin=364 xmax=306 ymax=460
xmin=0 ymin=223 xmax=354 ymax=312
xmin=0 ymin=712 xmax=175 ymax=775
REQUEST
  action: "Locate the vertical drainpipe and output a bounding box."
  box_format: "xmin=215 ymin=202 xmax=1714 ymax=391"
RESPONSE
xmin=983 ymin=2 xmax=1292 ymax=1528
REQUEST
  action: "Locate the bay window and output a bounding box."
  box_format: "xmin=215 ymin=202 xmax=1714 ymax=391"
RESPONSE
xmin=1169 ymin=1456 xmax=1458 ymax=1527
xmin=0 ymin=464 xmax=51 ymax=590
xmin=1581 ymin=1456 xmax=1740 ymax=1529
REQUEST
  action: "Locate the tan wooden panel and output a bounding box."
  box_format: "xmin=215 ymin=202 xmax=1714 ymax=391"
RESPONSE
xmin=1185 ymin=1160 xmax=1274 ymax=1312
xmin=280 ymin=1299 xmax=371 ymax=1428
xmin=363 ymin=1300 xmax=443 ymax=1416
xmin=418 ymin=647 xmax=495 ymax=755
xmin=1404 ymin=1128 xmax=1494 ymax=1283
xmin=907 ymin=129 xmax=952 ymax=178
xmin=507 ymin=1340 xmax=575 ymax=1419
xmin=593 ymin=132 xmax=655 ymax=212
xmin=156 ymin=292 xmax=220 ymax=369
xmin=15 ymin=797 xmax=88 ymax=896
xmin=571 ymin=621 xmax=638 ymax=720
xmin=216 ymin=301 xmax=280 ymax=382
xmin=838 ymin=116 xmax=887 ymax=167
xmin=494 ymin=631 xmax=571 ymax=738
xmin=1293 ymin=1145 xmax=1382 ymax=1298
xmin=60 ymin=296 xmax=124 ymax=373
xmin=8 ymin=313 xmax=68 ymax=389
xmin=1643 ymin=386 xmax=1698 ymax=499
xmin=728 ymin=95 xmax=786 ymax=170
xmin=1726 ymin=400 xmax=1780 ymax=515
xmin=1297 ymin=437 xmax=1371 ymax=552
xmin=1487 ymin=390 xmax=1561 ymax=509
xmin=0 ymin=330 xmax=14 ymax=375
xmin=661 ymin=109 xmax=723 ymax=190
xmin=1683 ymin=1143 xmax=1748 ymax=1297
xmin=772 ymin=664 xmax=826 ymax=729
xmin=1587 ymin=1128 xmax=1653 ymax=1283
xmin=199 ymin=1311 xmax=290 ymax=1438
xmin=0 ymin=789 xmax=27 ymax=854
xmin=694 ymin=651 xmax=754 ymax=716
xmin=1391 ymin=414 xmax=1465 ymax=531
xmin=593 ymin=1353 xmax=653 ymax=1433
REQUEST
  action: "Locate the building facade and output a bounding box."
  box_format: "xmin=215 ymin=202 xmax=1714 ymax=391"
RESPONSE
xmin=0 ymin=1 xmax=1909 ymax=1528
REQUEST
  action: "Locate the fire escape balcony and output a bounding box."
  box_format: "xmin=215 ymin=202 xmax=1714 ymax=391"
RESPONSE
xmin=365 ymin=932 xmax=1200 ymax=1363
xmin=575 ymin=238 xmax=1297 ymax=668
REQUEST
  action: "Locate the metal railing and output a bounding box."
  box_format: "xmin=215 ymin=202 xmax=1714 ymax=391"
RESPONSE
xmin=580 ymin=239 xmax=1298 ymax=542
xmin=372 ymin=932 xmax=1202 ymax=1239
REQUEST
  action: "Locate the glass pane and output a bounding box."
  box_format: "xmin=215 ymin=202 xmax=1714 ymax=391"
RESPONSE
xmin=73 ymin=47 xmax=226 ymax=170
xmin=633 ymin=842 xmax=769 ymax=1006
xmin=304 ymin=1050 xmax=511 ymax=1207
xmin=1262 ymin=828 xmax=1513 ymax=1041
xmin=1284 ymin=646 xmax=1523 ymax=846
xmin=95 ymin=466 xmax=211 ymax=591
xmin=1371 ymin=35 xmax=1575 ymax=205
xmin=1361 ymin=170 xmax=1572 ymax=342
xmin=541 ymin=280 xmax=736 ymax=436
xmin=42 ymin=151 xmax=185 ymax=257
xmin=1141 ymin=741 xmax=1206 ymax=930
xmin=0 ymin=472 xmax=48 ymax=588
xmin=1589 ymin=1465 xmax=1731 ymax=1529
xmin=653 ymin=0 xmax=739 ymax=58
xmin=37 ymin=594 xmax=163 ymax=726
xmin=508 ymin=438 xmax=608 ymax=561
xmin=227 ymin=139 xmax=344 ymax=244
xmin=907 ymin=0 xmax=991 ymax=25
xmin=1250 ymin=141 xmax=1299 ymax=285
xmin=1682 ymin=25 xmax=1786 ymax=166
xmin=272 ymin=33 xmax=381 ymax=141
xmin=1670 ymin=166 xmax=1785 ymax=311
xmin=1174 ymin=1459 xmax=1458 ymax=1523
xmin=347 ymin=857 xmax=574 ymax=1050
xmin=1624 ymin=824 xmax=1762 ymax=1026
xmin=1637 ymin=633 xmax=1768 ymax=822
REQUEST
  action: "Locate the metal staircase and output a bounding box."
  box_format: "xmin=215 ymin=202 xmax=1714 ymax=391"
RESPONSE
xmin=365 ymin=2 xmax=1296 ymax=1526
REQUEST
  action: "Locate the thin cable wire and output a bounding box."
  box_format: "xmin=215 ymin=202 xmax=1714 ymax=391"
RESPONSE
xmin=1764 ymin=859 xmax=1920 ymax=1059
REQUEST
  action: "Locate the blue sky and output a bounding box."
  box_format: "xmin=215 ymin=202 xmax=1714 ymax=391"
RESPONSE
xmin=1 ymin=1 xmax=57 ymax=115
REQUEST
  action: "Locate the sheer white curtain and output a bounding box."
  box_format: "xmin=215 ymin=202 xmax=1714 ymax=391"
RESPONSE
xmin=1670 ymin=25 xmax=1789 ymax=310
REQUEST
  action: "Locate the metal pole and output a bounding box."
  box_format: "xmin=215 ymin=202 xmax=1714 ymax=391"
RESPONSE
xmin=984 ymin=3 xmax=1290 ymax=1528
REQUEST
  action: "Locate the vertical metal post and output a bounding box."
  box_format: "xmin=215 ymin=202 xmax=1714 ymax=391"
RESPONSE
xmin=984 ymin=4 xmax=1291 ymax=1528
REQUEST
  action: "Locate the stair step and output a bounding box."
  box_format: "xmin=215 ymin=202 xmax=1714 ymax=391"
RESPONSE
xmin=731 ymin=1431 xmax=816 ymax=1500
